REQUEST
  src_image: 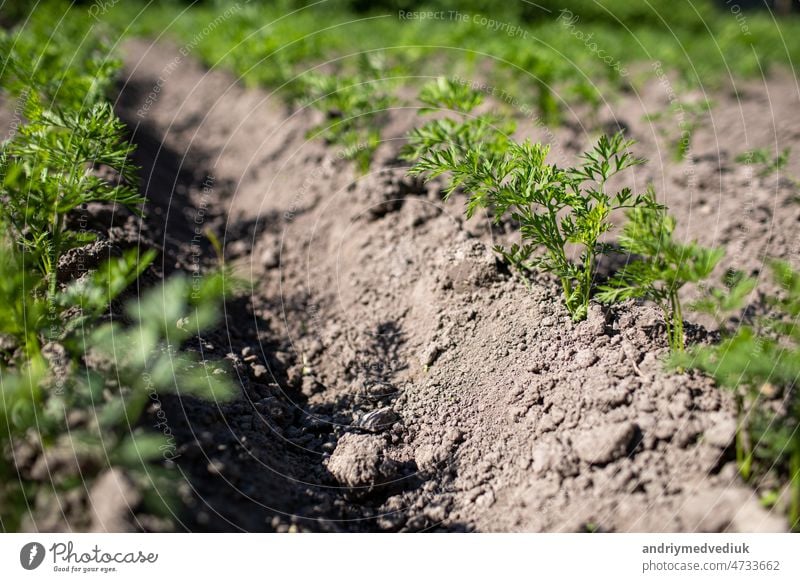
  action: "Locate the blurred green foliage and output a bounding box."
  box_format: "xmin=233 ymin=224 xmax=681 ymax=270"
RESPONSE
xmin=3 ymin=0 xmax=800 ymax=532
xmin=675 ymin=263 xmax=800 ymax=531
xmin=79 ymin=0 xmax=800 ymax=168
xmin=0 ymin=1 xmax=236 ymax=531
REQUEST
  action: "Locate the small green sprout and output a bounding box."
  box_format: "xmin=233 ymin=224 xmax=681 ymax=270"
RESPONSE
xmin=301 ymin=54 xmax=397 ymax=172
xmin=418 ymin=77 xmax=485 ymax=114
xmin=646 ymin=99 xmax=712 ymax=161
xmin=690 ymin=268 xmax=758 ymax=329
xmin=736 ymin=147 xmax=794 ymax=181
xmin=597 ymin=193 xmax=724 ymax=352
xmin=0 ymin=10 xmax=237 ymax=530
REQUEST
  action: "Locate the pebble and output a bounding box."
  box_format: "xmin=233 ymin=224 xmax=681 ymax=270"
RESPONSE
xmin=475 ymin=489 xmax=496 ymax=509
xmin=226 ymin=240 xmax=248 ymax=256
xmin=301 ymin=375 xmax=324 ymax=397
xmin=653 ymin=419 xmax=678 ymax=440
xmin=357 ymin=407 xmax=399 ymax=432
xmin=325 ymin=433 xmax=397 ymax=489
xmin=261 ymin=246 xmax=280 ymax=269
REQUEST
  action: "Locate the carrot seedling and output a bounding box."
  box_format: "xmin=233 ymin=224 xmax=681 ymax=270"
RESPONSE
xmin=403 ymin=79 xmax=652 ymax=320
xmin=674 ymin=261 xmax=800 ymax=530
xmin=597 ymin=193 xmax=724 ymax=352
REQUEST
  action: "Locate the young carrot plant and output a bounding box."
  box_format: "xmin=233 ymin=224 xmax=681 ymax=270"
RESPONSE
xmin=597 ymin=195 xmax=724 ymax=352
xmin=736 ymin=147 xmax=795 ymax=184
xmin=0 ymin=95 xmax=144 ymax=290
xmin=1 ymin=28 xmax=144 ymax=291
xmin=690 ymin=268 xmax=758 ymax=329
xmin=0 ymin=235 xmax=236 ymax=529
xmin=0 ymin=6 xmax=122 ymax=110
xmin=682 ymin=268 xmax=759 ymax=480
xmin=0 ymin=10 xmax=237 ymax=530
xmin=403 ymin=79 xmax=652 ymax=320
xmin=645 ymin=99 xmax=712 ymax=161
xmin=301 ymin=54 xmax=397 ymax=172
xmin=418 ymin=76 xmax=485 ymax=114
xmin=674 ymin=261 xmax=800 ymax=530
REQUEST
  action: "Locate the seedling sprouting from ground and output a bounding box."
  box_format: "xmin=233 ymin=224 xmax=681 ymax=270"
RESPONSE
xmin=682 ymin=268 xmax=759 ymax=480
xmin=0 ymin=14 xmax=236 ymax=530
xmin=0 ymin=94 xmax=144 ymax=294
xmin=736 ymin=147 xmax=796 ymax=185
xmin=0 ymin=235 xmax=236 ymax=529
xmin=403 ymin=78 xmax=654 ymax=320
xmin=417 ymin=76 xmax=485 ymax=114
xmin=597 ymin=193 xmax=723 ymax=352
xmin=675 ymin=262 xmax=800 ymax=530
xmin=302 ymin=54 xmax=397 ymax=172
xmin=646 ymin=99 xmax=712 ymax=161
xmin=690 ymin=268 xmax=758 ymax=329
xmin=0 ymin=17 xmax=144 ymax=296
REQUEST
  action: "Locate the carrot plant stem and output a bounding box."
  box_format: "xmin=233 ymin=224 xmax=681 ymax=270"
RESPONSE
xmin=790 ymin=442 xmax=800 ymax=531
xmin=670 ymin=290 xmax=684 ymax=352
xmin=736 ymin=395 xmax=752 ymax=481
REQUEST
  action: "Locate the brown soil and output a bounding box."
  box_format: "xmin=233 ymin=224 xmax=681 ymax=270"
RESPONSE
xmin=101 ymin=38 xmax=800 ymax=532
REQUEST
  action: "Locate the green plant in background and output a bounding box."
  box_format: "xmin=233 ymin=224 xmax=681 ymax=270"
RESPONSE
xmin=417 ymin=76 xmax=484 ymax=114
xmin=0 ymin=95 xmax=144 ymax=291
xmin=645 ymin=99 xmax=712 ymax=161
xmin=690 ymin=268 xmax=758 ymax=329
xmin=736 ymin=147 xmax=790 ymax=175
xmin=0 ymin=237 xmax=236 ymax=530
xmin=0 ymin=4 xmax=237 ymax=531
xmin=402 ymin=78 xmax=513 ymax=162
xmin=404 ymin=80 xmax=655 ymax=320
xmin=83 ymin=0 xmax=800 ymax=172
xmin=674 ymin=262 xmax=800 ymax=531
xmin=301 ymin=54 xmax=398 ymax=172
xmin=597 ymin=195 xmax=723 ymax=352
xmin=514 ymin=52 xmax=563 ymax=126
xmin=687 ymin=268 xmax=759 ymax=480
xmin=736 ymin=147 xmax=795 ymax=184
xmin=0 ymin=6 xmax=121 ymax=109
xmin=1 ymin=15 xmax=144 ymax=294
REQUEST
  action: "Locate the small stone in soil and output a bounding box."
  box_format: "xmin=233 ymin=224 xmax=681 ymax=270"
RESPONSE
xmin=357 ymin=407 xmax=398 ymax=432
xmin=301 ymin=375 xmax=324 ymax=397
xmin=261 ymin=246 xmax=280 ymax=268
xmin=325 ymin=433 xmax=397 ymax=489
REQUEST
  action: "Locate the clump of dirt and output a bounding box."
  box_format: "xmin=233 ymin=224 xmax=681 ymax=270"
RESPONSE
xmin=95 ymin=39 xmax=800 ymax=531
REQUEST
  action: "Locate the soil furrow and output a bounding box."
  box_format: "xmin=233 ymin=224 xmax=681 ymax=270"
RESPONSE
xmin=111 ymin=38 xmax=797 ymax=532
